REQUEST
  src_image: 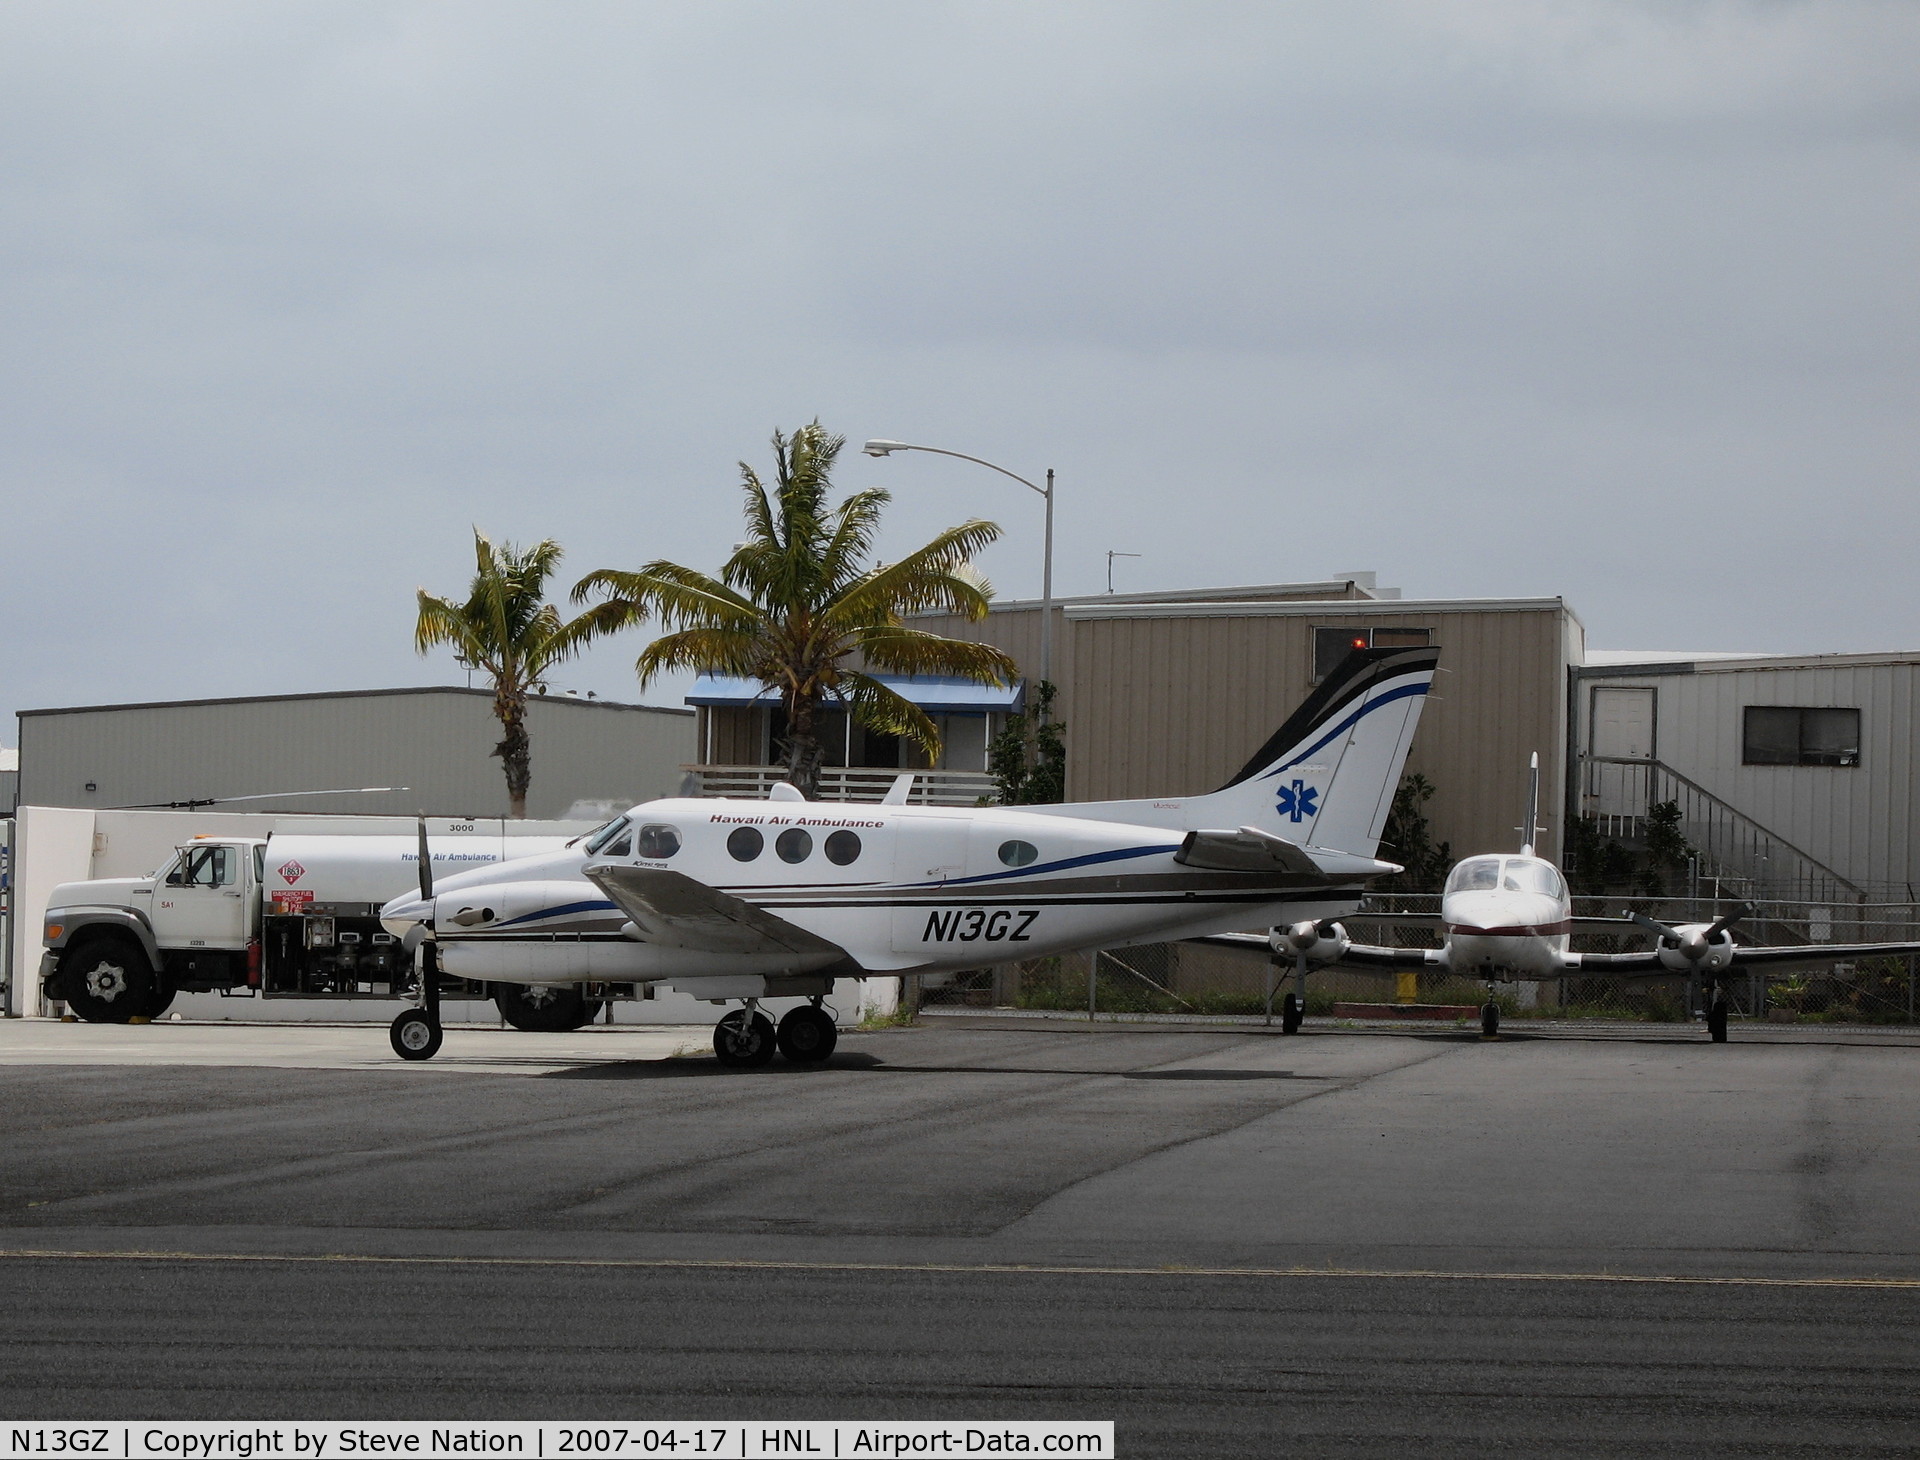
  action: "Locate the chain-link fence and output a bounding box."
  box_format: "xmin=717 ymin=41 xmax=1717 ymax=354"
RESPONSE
xmin=916 ymin=896 xmax=1920 ymax=1025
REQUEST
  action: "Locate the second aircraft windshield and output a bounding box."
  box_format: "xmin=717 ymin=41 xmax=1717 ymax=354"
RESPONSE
xmin=1445 ymin=856 xmax=1565 ymax=900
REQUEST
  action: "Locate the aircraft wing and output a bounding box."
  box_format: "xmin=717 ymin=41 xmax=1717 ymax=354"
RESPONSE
xmin=1573 ymin=941 xmax=1920 ymax=975
xmin=1189 ymin=931 xmax=1439 ymax=969
xmin=584 ymin=863 xmax=851 ymax=959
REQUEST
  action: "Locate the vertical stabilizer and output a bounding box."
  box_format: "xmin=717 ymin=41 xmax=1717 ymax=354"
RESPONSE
xmin=1036 ymin=645 xmax=1440 ymax=858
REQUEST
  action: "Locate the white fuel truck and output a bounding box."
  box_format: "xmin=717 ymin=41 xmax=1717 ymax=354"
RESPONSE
xmin=37 ymin=825 xmax=613 ymax=1030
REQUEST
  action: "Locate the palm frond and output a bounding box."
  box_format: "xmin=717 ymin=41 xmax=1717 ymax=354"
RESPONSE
xmin=855 ymin=626 xmax=1018 ymax=685
xmin=841 ymin=671 xmax=942 ymax=760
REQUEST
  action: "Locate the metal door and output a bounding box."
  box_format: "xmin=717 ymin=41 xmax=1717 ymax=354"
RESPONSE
xmin=152 ymin=843 xmax=251 ymax=950
xmin=1588 ymin=687 xmax=1656 ymax=820
xmin=891 ymin=814 xmax=972 ymax=954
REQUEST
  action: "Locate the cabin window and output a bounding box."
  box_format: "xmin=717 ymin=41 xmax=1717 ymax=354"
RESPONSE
xmin=777 ymin=828 xmax=813 ymax=863
xmin=166 ymin=844 xmax=236 ymax=888
xmin=727 ymin=827 xmax=764 ymax=861
xmin=1743 ymin=706 xmax=1860 ymax=767
xmin=635 ymin=824 xmax=682 ymax=859
xmin=824 ymin=830 xmax=862 ymax=866
xmin=998 ymin=840 xmax=1039 ymax=868
xmin=1312 ymin=626 xmax=1432 ymax=682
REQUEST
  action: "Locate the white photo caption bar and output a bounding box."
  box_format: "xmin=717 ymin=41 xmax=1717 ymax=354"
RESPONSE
xmin=2 ymin=1424 xmax=1115 ymax=1460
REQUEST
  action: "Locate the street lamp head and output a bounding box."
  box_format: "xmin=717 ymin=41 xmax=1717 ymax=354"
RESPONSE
xmin=863 ymin=439 xmax=911 ymax=457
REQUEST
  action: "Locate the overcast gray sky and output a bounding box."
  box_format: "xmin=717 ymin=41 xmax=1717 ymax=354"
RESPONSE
xmin=3 ymin=0 xmax=1916 ymax=729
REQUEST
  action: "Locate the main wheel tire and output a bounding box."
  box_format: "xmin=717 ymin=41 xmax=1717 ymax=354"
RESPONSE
xmin=1482 ymin=1001 xmax=1501 ymax=1038
xmin=1707 ymin=997 xmax=1729 ymax=1043
xmin=776 ymin=1006 xmax=838 ymax=1063
xmin=60 ymin=937 xmax=159 ymax=1024
xmin=495 ymin=984 xmax=602 ymax=1032
xmin=713 ymin=1010 xmax=777 ymax=1068
xmin=390 ymin=1009 xmax=443 ymax=1061
xmin=1280 ymin=992 xmax=1304 ymax=1035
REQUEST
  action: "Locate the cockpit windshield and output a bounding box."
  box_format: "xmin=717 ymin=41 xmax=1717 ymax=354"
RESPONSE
xmin=1444 ymin=856 xmax=1565 ymax=900
xmin=1505 ymin=859 xmax=1566 ymax=899
xmin=1445 ymin=857 xmax=1502 ymax=893
xmin=583 ymin=816 xmax=632 ymax=856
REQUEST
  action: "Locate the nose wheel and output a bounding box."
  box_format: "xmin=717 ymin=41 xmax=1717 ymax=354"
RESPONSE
xmin=1480 ymin=1000 xmax=1501 ymax=1038
xmin=390 ymin=1008 xmax=443 ymax=1060
xmin=1706 ymin=985 xmax=1729 ymax=1042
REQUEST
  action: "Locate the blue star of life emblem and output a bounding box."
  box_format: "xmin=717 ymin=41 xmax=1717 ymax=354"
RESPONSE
xmin=1275 ymin=779 xmax=1319 ymax=824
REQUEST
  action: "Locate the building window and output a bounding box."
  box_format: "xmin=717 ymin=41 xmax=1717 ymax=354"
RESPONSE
xmin=1312 ymin=626 xmax=1432 ymax=682
xmin=1742 ymin=706 xmax=1860 ymax=767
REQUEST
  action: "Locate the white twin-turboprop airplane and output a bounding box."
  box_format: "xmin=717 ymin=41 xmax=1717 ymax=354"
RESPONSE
xmin=1249 ymin=754 xmax=1920 ymax=1041
xmin=376 ymin=645 xmax=1441 ymax=1064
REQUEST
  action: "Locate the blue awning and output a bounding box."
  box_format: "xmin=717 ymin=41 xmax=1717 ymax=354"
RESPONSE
xmin=687 ymin=673 xmax=1024 ymax=714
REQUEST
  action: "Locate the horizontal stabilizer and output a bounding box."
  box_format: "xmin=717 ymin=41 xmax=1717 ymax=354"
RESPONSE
xmin=1175 ymin=826 xmax=1320 ymax=875
xmin=585 ymin=863 xmax=850 ymax=961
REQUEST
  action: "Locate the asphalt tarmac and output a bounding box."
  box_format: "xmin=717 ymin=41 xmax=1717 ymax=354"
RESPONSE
xmin=3 ymin=1016 xmax=1917 ymax=1456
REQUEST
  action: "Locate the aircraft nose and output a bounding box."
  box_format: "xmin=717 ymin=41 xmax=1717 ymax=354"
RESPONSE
xmin=380 ymin=894 xmax=431 ymax=938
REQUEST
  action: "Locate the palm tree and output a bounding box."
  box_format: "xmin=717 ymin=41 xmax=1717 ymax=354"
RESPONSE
xmin=415 ymin=530 xmax=604 ymax=818
xmin=573 ymin=421 xmax=1018 ymax=798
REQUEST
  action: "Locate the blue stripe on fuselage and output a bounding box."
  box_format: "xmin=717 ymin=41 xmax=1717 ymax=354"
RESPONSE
xmin=908 ymin=842 xmax=1182 ymax=889
xmin=491 ymin=898 xmax=620 ymax=929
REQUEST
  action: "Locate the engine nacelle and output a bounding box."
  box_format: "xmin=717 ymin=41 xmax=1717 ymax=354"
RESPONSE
xmin=1269 ymin=919 xmax=1350 ymax=965
xmin=1655 ymin=924 xmax=1737 ymax=975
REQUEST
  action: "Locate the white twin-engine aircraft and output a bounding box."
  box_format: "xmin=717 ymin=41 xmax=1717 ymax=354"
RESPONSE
xmin=376 ymin=645 xmax=1441 ymax=1065
xmin=1257 ymin=754 xmax=1920 ymax=1041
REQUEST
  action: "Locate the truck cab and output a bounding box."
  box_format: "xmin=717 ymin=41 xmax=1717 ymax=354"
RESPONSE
xmin=43 ymin=837 xmax=266 ymax=1022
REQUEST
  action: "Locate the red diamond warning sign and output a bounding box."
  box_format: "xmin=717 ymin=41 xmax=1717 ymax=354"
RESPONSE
xmin=278 ymin=860 xmax=306 ymax=884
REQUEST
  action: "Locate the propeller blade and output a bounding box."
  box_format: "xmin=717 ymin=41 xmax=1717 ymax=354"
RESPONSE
xmin=417 ymin=817 xmax=433 ymax=902
xmin=1706 ymin=903 xmax=1751 ymax=940
xmin=1625 ymin=910 xmax=1680 ymax=943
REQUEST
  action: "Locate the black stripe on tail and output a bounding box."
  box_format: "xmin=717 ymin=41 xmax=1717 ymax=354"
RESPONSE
xmin=1215 ymin=645 xmax=1443 ymax=791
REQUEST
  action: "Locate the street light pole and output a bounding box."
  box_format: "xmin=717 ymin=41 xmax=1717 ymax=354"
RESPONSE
xmin=862 ymin=440 xmax=1056 ymax=690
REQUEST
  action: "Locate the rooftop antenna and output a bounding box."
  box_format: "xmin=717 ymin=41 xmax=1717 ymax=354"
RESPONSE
xmin=1520 ymin=752 xmax=1540 ymax=857
xmin=1106 ymin=550 xmax=1141 ymax=593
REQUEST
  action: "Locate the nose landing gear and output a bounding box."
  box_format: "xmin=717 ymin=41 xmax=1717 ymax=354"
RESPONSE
xmin=390 ymin=945 xmax=444 ymax=1061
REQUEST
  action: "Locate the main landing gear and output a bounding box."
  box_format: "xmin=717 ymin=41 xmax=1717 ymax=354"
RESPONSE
xmin=1705 ymin=982 xmax=1729 ymax=1043
xmin=712 ymin=997 xmax=839 ymax=1068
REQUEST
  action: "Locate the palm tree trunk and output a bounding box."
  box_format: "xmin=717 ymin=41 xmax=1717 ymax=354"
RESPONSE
xmin=494 ymin=689 xmax=531 ymax=819
xmin=784 ymin=691 xmax=825 ymax=799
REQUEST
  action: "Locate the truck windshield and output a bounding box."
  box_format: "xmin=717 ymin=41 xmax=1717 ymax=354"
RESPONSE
xmin=166 ymin=844 xmax=236 ymax=888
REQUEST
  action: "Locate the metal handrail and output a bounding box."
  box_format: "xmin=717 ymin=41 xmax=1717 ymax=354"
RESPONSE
xmin=1579 ymin=754 xmax=1865 ymax=903
xmin=685 ymin=764 xmax=997 ymax=806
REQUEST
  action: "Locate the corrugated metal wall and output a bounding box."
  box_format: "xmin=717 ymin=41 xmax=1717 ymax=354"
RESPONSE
xmin=17 ymin=689 xmax=696 ymax=820
xmin=1576 ymin=658 xmax=1920 ymax=896
xmin=1062 ymin=604 xmax=1574 ymax=861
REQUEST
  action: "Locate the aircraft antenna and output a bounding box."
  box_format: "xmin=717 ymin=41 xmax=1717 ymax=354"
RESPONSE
xmin=1521 ymin=752 xmax=1540 ymax=857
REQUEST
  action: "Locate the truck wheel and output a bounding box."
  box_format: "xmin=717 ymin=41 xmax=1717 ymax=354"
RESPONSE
xmin=61 ymin=936 xmax=158 ymax=1024
xmin=495 ymin=984 xmax=601 ymax=1032
xmin=142 ymin=980 xmax=178 ymax=1021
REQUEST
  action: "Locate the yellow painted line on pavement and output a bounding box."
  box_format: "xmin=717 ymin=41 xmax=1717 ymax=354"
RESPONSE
xmin=1 ymin=1247 xmax=1916 ymax=1290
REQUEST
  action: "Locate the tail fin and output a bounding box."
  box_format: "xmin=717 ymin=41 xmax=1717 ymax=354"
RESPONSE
xmin=1037 ymin=645 xmax=1439 ymax=857
xmin=1207 ymin=645 xmax=1439 ymax=854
